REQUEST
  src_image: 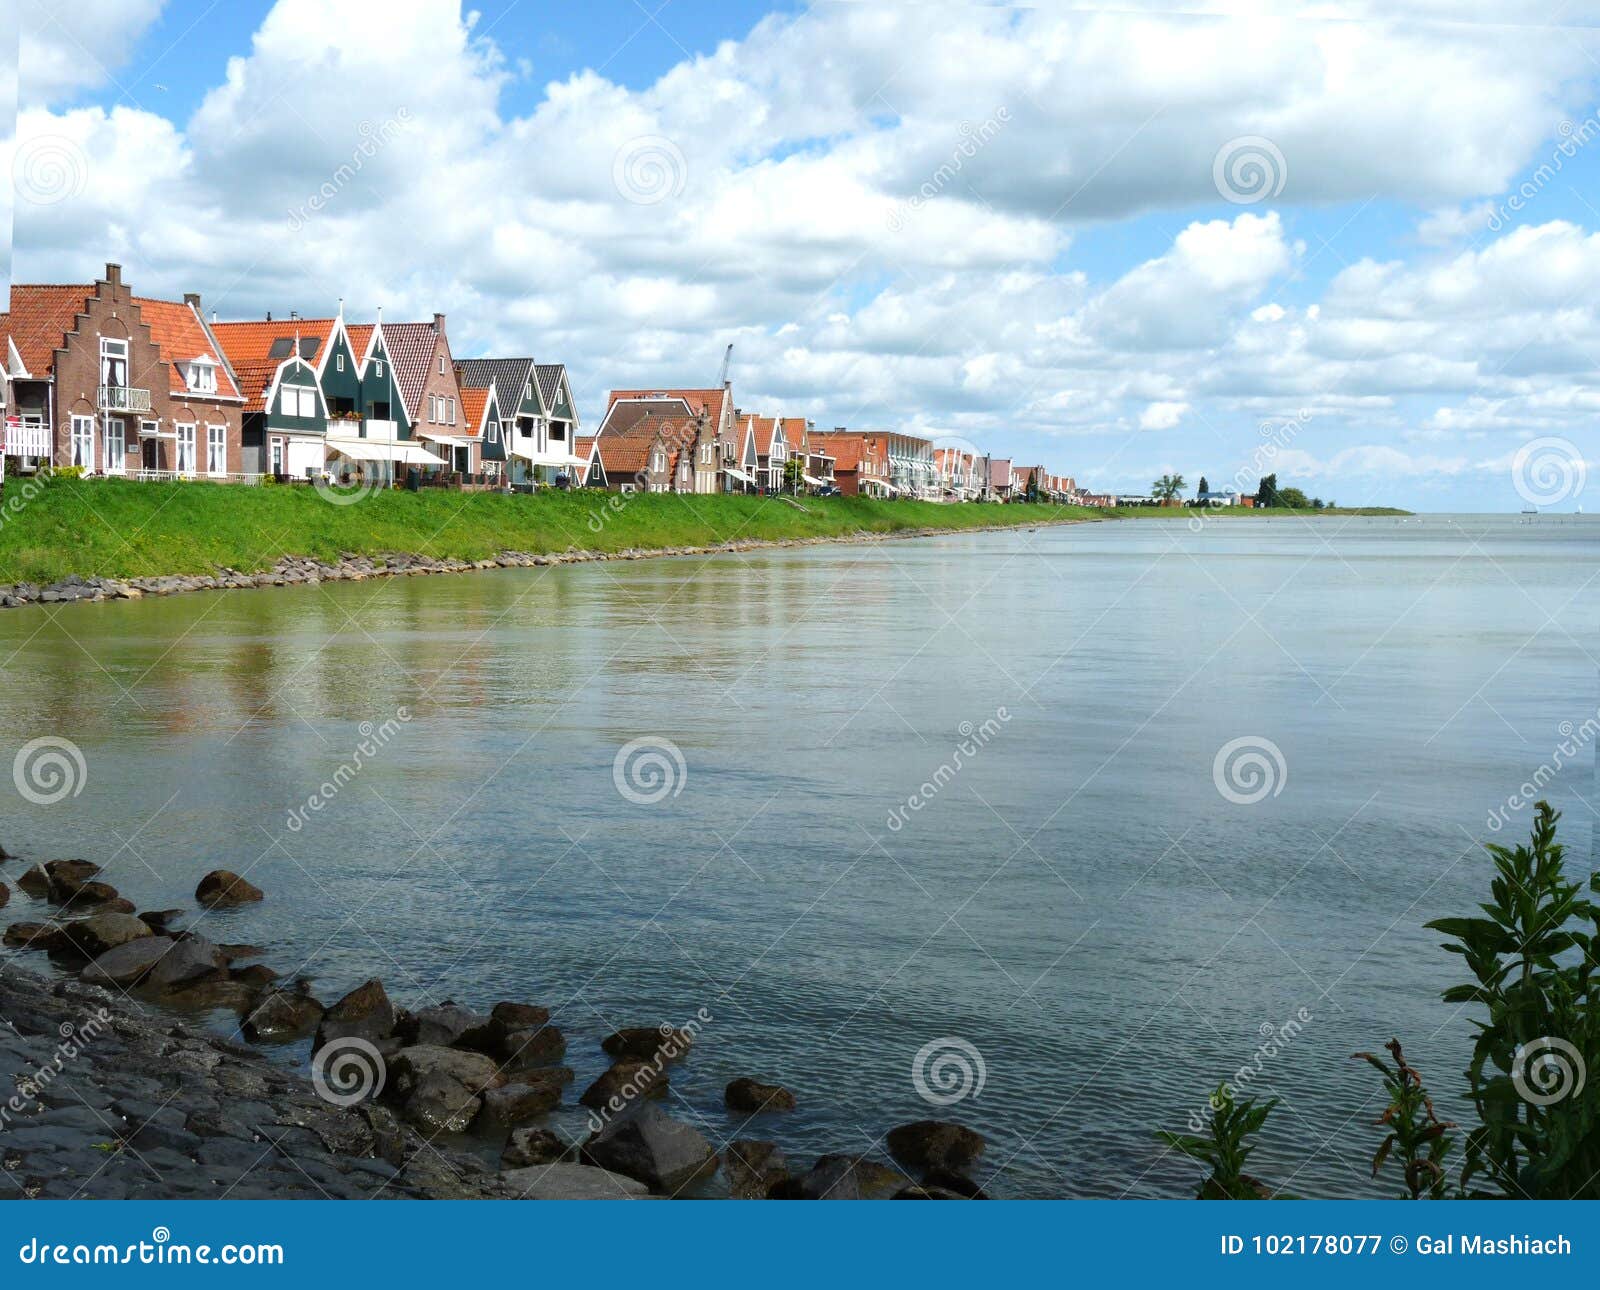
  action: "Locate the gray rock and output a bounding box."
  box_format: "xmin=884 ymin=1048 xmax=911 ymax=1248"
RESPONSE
xmin=501 ymin=1126 xmax=572 ymax=1169
xmin=64 ymin=913 xmax=154 ymax=958
xmin=390 ymin=1045 xmax=505 ymax=1135
xmin=600 ymin=1026 xmax=695 ymax=1063
xmin=500 ymin=1162 xmax=651 ymax=1200
xmin=147 ymin=935 xmax=227 ymax=990
xmin=724 ymin=1138 xmax=788 ymax=1199
xmin=80 ymin=936 xmax=174 ymax=987
xmin=885 ymin=1120 xmax=986 ymax=1175
xmin=313 ymin=978 xmax=395 ymax=1051
xmin=194 ymin=869 xmax=264 ymax=908
xmin=725 ymin=1077 xmax=797 ymax=1113
xmin=790 ymin=1154 xmax=907 ymax=1200
xmin=581 ymin=1103 xmax=717 ymax=1193
xmin=499 ymin=1024 xmax=566 ymax=1070
xmin=402 ymin=1004 xmax=488 ymax=1048
xmin=242 ymin=989 xmax=324 ymax=1042
xmin=476 ymin=1069 xmax=568 ymax=1128
xmin=578 ymin=1060 xmax=667 ymax=1111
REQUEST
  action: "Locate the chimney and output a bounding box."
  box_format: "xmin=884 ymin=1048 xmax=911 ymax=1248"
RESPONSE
xmin=289 ymin=310 xmax=299 ymax=321
xmin=433 ymin=312 xmax=446 ymax=334
xmin=266 ymin=311 xmax=273 ymax=322
xmin=184 ymin=292 xmax=200 ymax=310
xmin=105 ymin=263 xmax=122 ymax=287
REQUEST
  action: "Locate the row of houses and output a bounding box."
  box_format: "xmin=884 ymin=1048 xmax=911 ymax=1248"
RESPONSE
xmin=0 ymin=263 xmax=1089 ymax=504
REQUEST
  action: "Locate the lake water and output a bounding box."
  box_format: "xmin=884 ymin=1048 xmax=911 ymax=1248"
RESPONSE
xmin=2 ymin=514 xmax=1597 ymax=1197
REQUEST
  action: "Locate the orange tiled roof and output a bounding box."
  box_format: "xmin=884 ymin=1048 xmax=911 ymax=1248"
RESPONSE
xmin=459 ymin=386 xmax=490 ymax=435
xmin=132 ymin=297 xmax=241 ymax=399
xmin=212 ymin=318 xmax=336 ymax=412
xmin=749 ymin=415 xmax=779 ymax=455
xmin=3 ymin=284 xmax=94 ymax=376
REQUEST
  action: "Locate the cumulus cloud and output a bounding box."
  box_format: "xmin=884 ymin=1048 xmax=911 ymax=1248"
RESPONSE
xmin=10 ymin=0 xmax=1600 ymax=507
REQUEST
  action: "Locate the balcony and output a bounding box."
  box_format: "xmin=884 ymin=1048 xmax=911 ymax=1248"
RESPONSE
xmin=2 ymin=420 xmax=51 ymax=456
xmin=99 ymin=385 xmax=152 ymax=414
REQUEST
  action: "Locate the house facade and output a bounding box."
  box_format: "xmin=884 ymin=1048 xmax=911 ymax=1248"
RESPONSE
xmin=2 ymin=264 xmax=246 ymax=480
xmin=604 ymin=385 xmax=739 ymax=493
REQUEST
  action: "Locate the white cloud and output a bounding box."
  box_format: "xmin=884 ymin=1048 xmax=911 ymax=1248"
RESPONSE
xmin=1140 ymin=401 xmax=1189 ymax=430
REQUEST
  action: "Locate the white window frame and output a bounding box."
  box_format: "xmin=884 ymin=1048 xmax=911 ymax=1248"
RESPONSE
xmin=448 ymin=397 xmax=456 ymax=425
xmin=105 ymin=419 xmax=126 ymax=474
xmin=187 ymin=360 xmax=218 ymax=395
xmin=336 ymin=353 xmax=345 ymax=373
xmin=206 ymin=424 xmax=227 ymax=476
xmin=270 ymin=437 xmax=285 ymax=476
xmin=175 ymin=423 xmax=197 ymax=476
xmin=69 ymin=415 xmax=96 ymax=470
xmin=373 ymin=359 xmax=383 ymax=378
xmin=284 ymin=384 xmax=318 ymax=419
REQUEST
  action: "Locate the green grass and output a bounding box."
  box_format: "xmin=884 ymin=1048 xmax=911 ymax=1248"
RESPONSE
xmin=0 ymin=477 xmax=1100 ymax=584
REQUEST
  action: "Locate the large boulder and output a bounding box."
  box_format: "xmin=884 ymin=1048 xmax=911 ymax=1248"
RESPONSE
xmin=787 ymin=1154 xmax=906 ymax=1200
xmin=146 ymin=935 xmax=227 ymax=990
xmin=61 ymin=912 xmax=152 ymax=959
xmin=725 ymin=1077 xmax=797 ymax=1114
xmin=15 ymin=864 xmax=51 ymax=897
xmin=80 ymin=936 xmax=175 ymax=987
xmin=500 ymin=1025 xmax=566 ymax=1071
xmin=313 ymin=978 xmax=396 ymax=1052
xmin=884 ymin=1120 xmax=986 ymax=1175
xmin=54 ymin=880 xmax=121 ymax=908
xmin=4 ymin=921 xmax=63 ymax=951
xmin=242 ymin=989 xmax=325 ymax=1042
xmin=491 ymin=1001 xmax=550 ymax=1029
xmin=231 ymin=964 xmax=281 ymax=990
xmin=138 ymin=909 xmax=185 ymax=933
xmin=581 ymin=1103 xmax=717 ymax=1193
xmin=0 ymin=882 xmax=8 ymax=910
xmin=578 ymin=1060 xmax=668 ymax=1112
xmin=42 ymin=859 xmax=100 ymax=891
xmin=389 ymin=1045 xmax=506 ymax=1135
xmin=476 ymin=1069 xmax=569 ymax=1128
xmin=724 ymin=1139 xmax=789 ymax=1199
xmin=399 ymin=1004 xmax=489 ymax=1049
xmin=500 ymin=1162 xmax=650 ymax=1200
xmin=600 ymin=1026 xmax=695 ymax=1063
xmin=501 ymin=1126 xmax=573 ymax=1169
xmin=195 ymin=869 xmax=264 ymax=908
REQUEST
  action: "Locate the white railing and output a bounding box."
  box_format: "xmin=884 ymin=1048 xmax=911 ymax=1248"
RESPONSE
xmin=2 ymin=422 xmax=51 ymax=456
xmin=98 ymin=385 xmax=153 ymax=413
xmin=128 ymin=470 xmax=264 ymax=485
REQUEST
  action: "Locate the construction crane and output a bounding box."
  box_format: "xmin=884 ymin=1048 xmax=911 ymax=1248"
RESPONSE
xmin=717 ymin=342 xmax=733 ymax=387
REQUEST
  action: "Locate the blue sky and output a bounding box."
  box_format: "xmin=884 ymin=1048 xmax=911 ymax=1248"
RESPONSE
xmin=14 ymin=1 xmax=1600 ymax=509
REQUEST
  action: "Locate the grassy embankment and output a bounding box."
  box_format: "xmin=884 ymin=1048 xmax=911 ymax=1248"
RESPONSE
xmin=0 ymin=477 xmax=1099 ymax=585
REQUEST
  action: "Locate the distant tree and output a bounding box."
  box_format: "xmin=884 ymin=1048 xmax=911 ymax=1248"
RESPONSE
xmin=1256 ymin=473 xmax=1279 ymax=507
xmin=1152 ymin=473 xmax=1186 ymax=502
xmin=1197 ymin=475 xmax=1210 ymax=497
xmin=1277 ymin=486 xmax=1311 ymax=509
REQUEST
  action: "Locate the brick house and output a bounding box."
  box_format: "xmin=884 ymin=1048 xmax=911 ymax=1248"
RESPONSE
xmin=604 ymin=385 xmax=739 ymax=493
xmin=2 ymin=263 xmax=245 ymax=479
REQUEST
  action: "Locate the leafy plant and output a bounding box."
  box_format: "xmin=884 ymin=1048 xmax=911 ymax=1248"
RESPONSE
xmin=1354 ymin=1038 xmax=1454 ymax=1198
xmin=1151 ymin=472 xmax=1186 ymax=502
xmin=1157 ymin=1084 xmax=1277 ymax=1198
xmin=1425 ymin=801 xmax=1599 ymax=1197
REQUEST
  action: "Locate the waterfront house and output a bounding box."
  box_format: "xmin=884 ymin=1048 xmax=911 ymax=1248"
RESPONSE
xmin=459 ymin=383 xmax=507 ymax=485
xmin=988 ymin=457 xmax=1014 ymax=501
xmin=574 ymin=435 xmax=604 ymax=488
xmin=784 ymin=417 xmax=835 ymax=491
xmin=813 ymin=430 xmax=888 ymax=497
xmin=604 ymin=385 xmax=739 ymax=493
xmin=748 ymin=415 xmax=786 ymax=492
xmin=379 ymin=314 xmax=479 ymax=477
xmin=592 ymin=417 xmax=695 ymax=493
xmin=455 ymin=358 xmax=581 ymax=486
xmin=535 ymin=364 xmax=585 ymax=480
xmin=1194 ymin=488 xmax=1242 ymax=507
xmin=2 ymin=264 xmax=246 ymax=479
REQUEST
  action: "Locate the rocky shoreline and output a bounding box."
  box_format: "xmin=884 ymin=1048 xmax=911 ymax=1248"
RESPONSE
xmin=1 ymin=853 xmax=991 ymax=1200
xmin=0 ymin=519 xmax=1085 ymax=611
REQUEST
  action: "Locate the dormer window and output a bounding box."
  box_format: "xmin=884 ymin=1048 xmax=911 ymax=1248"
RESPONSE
xmin=185 ymin=356 xmax=218 ymax=394
xmin=374 ymin=360 xmax=383 ymax=378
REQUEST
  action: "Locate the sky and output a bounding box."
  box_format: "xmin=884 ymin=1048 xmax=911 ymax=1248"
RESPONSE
xmin=8 ymin=0 xmax=1600 ymax=510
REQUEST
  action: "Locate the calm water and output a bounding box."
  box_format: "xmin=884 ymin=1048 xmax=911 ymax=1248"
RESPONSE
xmin=2 ymin=514 xmax=1597 ymax=1197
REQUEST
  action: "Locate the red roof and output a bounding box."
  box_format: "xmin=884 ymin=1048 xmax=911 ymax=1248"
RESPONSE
xmin=131 ymin=297 xmax=241 ymax=399
xmin=379 ymin=321 xmax=448 ymax=419
xmin=459 ymin=386 xmax=490 ymax=436
xmin=608 ymin=386 xmax=727 ymax=426
xmin=212 ymin=318 xmax=336 ymax=412
xmin=2 ymin=285 xmax=93 ymax=376
xmin=749 ymin=415 xmax=778 ymax=455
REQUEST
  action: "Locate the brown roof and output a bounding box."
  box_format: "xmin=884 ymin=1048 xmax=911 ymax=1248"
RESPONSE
xmin=594 ymin=434 xmax=661 ymax=476
xmin=603 ymin=396 xmax=693 ymax=435
xmin=373 ymin=321 xmax=444 ymax=419
xmin=812 ymin=432 xmax=869 ymax=471
xmin=212 ymin=318 xmax=336 ymax=412
xmin=608 ymin=386 xmax=727 ymax=426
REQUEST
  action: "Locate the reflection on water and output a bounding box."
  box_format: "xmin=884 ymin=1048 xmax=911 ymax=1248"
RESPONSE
xmin=1 ymin=515 xmax=1597 ymax=1197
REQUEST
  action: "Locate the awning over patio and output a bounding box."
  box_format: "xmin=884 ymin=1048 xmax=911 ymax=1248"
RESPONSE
xmin=326 ymin=438 xmax=446 ymax=465
xmin=723 ymin=466 xmax=754 ymax=484
xmin=802 ymin=473 xmax=826 ymax=487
